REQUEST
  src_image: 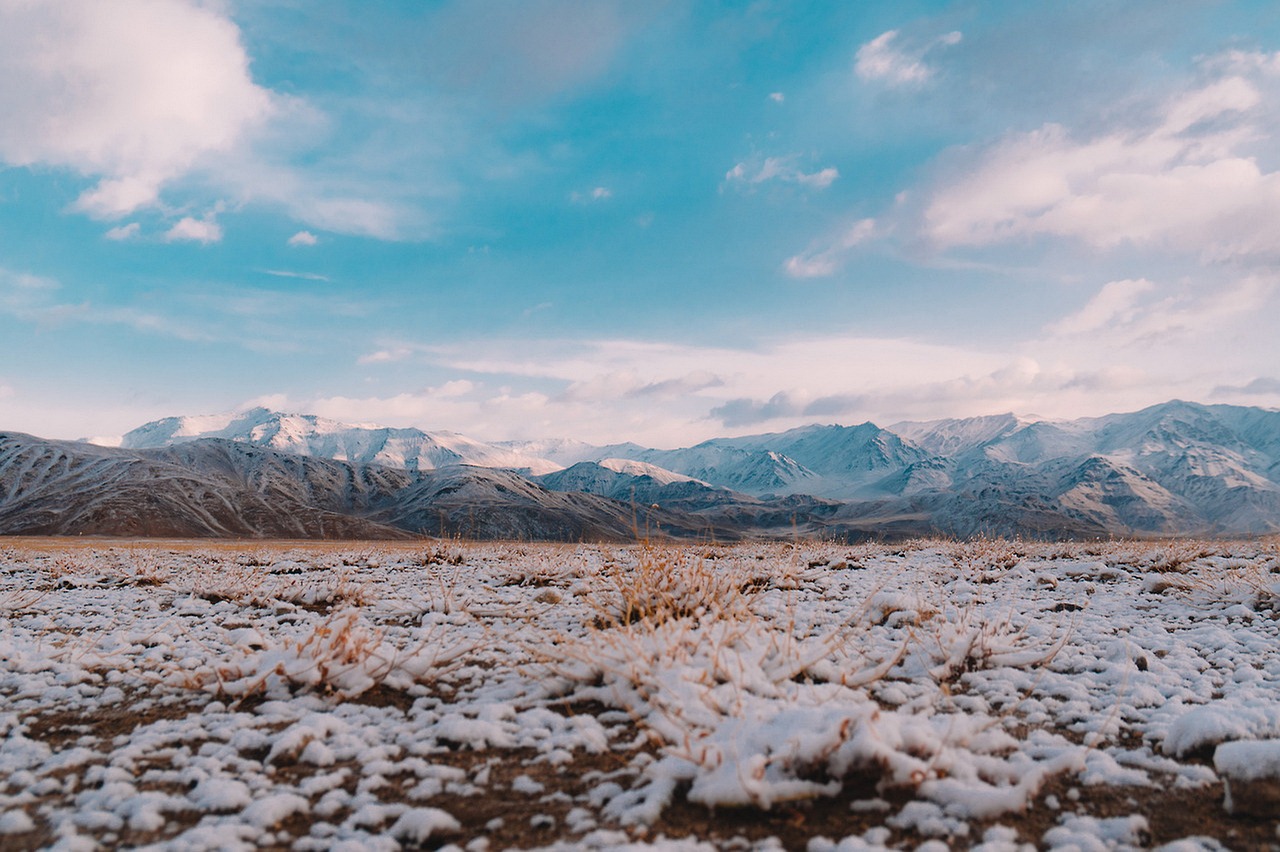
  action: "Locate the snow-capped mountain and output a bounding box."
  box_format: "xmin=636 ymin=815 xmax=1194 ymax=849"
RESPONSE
xmin=617 ymin=444 xmax=823 ymax=496
xmin=521 ymin=423 xmax=938 ymax=500
xmin=528 ymin=400 xmax=1280 ymax=536
xmin=886 ymin=401 xmax=1280 ymax=535
xmin=887 ymin=413 xmax=1030 ymax=457
xmin=55 ymin=399 xmax=1280 ymax=538
xmin=122 ymin=408 xmax=563 ymax=475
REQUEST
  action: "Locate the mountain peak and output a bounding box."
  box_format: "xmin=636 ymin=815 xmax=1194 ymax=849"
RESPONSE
xmin=121 ymin=409 xmax=564 ymax=475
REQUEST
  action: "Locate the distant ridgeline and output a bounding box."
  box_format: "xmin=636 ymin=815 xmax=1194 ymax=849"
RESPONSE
xmin=2 ymin=400 xmax=1279 ymax=539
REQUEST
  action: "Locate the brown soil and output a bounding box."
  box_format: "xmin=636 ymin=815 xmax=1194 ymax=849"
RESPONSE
xmin=9 ymin=689 xmax=1280 ymax=851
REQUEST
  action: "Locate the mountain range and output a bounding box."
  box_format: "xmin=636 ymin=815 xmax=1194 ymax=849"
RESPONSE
xmin=3 ymin=400 xmax=1279 ymax=540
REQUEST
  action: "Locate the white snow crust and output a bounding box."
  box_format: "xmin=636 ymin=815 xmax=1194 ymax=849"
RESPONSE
xmin=1 ymin=538 xmax=1278 ymax=848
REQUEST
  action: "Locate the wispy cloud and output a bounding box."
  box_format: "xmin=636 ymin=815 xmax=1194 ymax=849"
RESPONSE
xmin=724 ymin=155 xmax=838 ymax=191
xmin=570 ymin=186 xmax=613 ymax=204
xmin=260 ymin=269 xmax=331 ymax=283
xmin=288 ymin=230 xmax=318 ymax=246
xmin=357 ymin=347 xmax=416 ymax=366
xmin=783 ymin=219 xmax=876 ymax=278
xmin=104 ymin=222 xmax=141 ymax=241
xmin=855 ymin=29 xmax=962 ymax=87
xmin=1048 ymin=277 xmax=1273 ymax=345
xmin=1048 ymin=279 xmax=1156 ymax=336
xmin=0 ymin=267 xmax=213 ymax=340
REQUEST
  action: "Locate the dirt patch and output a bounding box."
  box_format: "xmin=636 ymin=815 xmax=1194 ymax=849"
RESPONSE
xmin=1030 ymin=773 xmax=1280 ymax=850
xmin=23 ymin=692 xmax=204 ymax=749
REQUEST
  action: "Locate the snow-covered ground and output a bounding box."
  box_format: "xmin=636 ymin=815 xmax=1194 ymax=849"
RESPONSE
xmin=2 ymin=537 xmax=1279 ymax=850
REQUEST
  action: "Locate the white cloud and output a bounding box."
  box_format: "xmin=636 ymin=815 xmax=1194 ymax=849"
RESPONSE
xmin=1047 ymin=277 xmax=1273 ymax=352
xmin=296 ymin=197 xmax=406 ymax=241
xmin=768 ymin=92 xmax=785 ymax=103
xmin=357 ymin=347 xmax=416 ymax=366
xmin=919 ymin=58 xmax=1280 ymax=261
xmin=570 ymin=186 xmax=613 ymax=204
xmin=435 ymin=379 xmax=476 ymax=398
xmin=0 ymin=0 xmax=275 ymax=218
xmin=165 ymin=216 xmax=222 ymax=244
xmin=796 ymin=168 xmax=839 ymax=189
xmin=76 ymin=177 xmax=164 ymax=219
xmin=260 ymin=269 xmax=330 ymax=283
xmin=239 ymin=393 xmax=293 ymax=413
xmin=104 ymin=222 xmax=141 ymax=241
xmin=1049 ymin=279 xmax=1156 ymax=336
xmin=784 ymin=219 xmax=877 ymax=278
xmin=288 ymin=231 xmax=318 ymax=247
xmin=724 ymin=156 xmax=839 ymax=191
xmin=855 ymin=29 xmax=962 ymax=87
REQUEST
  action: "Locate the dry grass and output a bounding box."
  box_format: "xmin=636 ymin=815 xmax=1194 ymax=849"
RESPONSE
xmin=589 ymin=545 xmax=755 ymax=628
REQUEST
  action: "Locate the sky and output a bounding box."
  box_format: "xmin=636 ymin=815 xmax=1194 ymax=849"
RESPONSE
xmin=3 ymin=0 xmax=1280 ymax=448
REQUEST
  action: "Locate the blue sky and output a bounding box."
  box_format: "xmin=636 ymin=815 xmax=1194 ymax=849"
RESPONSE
xmin=3 ymin=0 xmax=1280 ymax=447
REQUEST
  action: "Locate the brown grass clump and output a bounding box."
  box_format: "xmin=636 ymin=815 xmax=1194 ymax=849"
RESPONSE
xmin=589 ymin=546 xmax=753 ymax=629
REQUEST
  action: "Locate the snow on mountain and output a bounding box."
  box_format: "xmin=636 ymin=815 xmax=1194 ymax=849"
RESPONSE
xmin=540 ymin=424 xmax=931 ymax=501
xmin=719 ymin=422 xmax=926 ymax=475
xmin=503 ymin=425 xmax=930 ymax=500
xmin=1044 ymin=455 xmax=1201 ymax=534
xmin=0 ymin=432 xmax=411 ymax=539
xmin=1210 ymin=404 xmax=1280 ymax=472
xmin=493 ymin=437 xmax=619 ymax=467
xmin=534 ymin=460 xmax=741 ymax=516
xmin=630 ymin=445 xmax=822 ymax=497
xmin=888 ymin=413 xmax=1029 ymax=456
xmin=911 ymin=401 xmax=1280 ymax=534
xmin=122 ymin=408 xmax=564 ymax=476
xmin=94 ymin=399 xmax=1280 ymax=537
xmin=596 ymin=458 xmax=703 ymax=485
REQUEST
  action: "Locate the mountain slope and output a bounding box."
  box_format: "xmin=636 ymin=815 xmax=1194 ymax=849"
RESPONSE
xmin=371 ymin=466 xmax=720 ymax=541
xmin=0 ymin=433 xmax=410 ymax=539
xmin=0 ymin=434 xmax=727 ymax=541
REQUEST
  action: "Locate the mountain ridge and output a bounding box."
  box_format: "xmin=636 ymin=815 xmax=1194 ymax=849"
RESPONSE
xmin=34 ymin=399 xmax=1280 ymax=538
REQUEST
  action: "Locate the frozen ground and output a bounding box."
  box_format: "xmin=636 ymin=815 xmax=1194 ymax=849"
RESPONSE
xmin=2 ymin=537 xmax=1279 ymax=851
